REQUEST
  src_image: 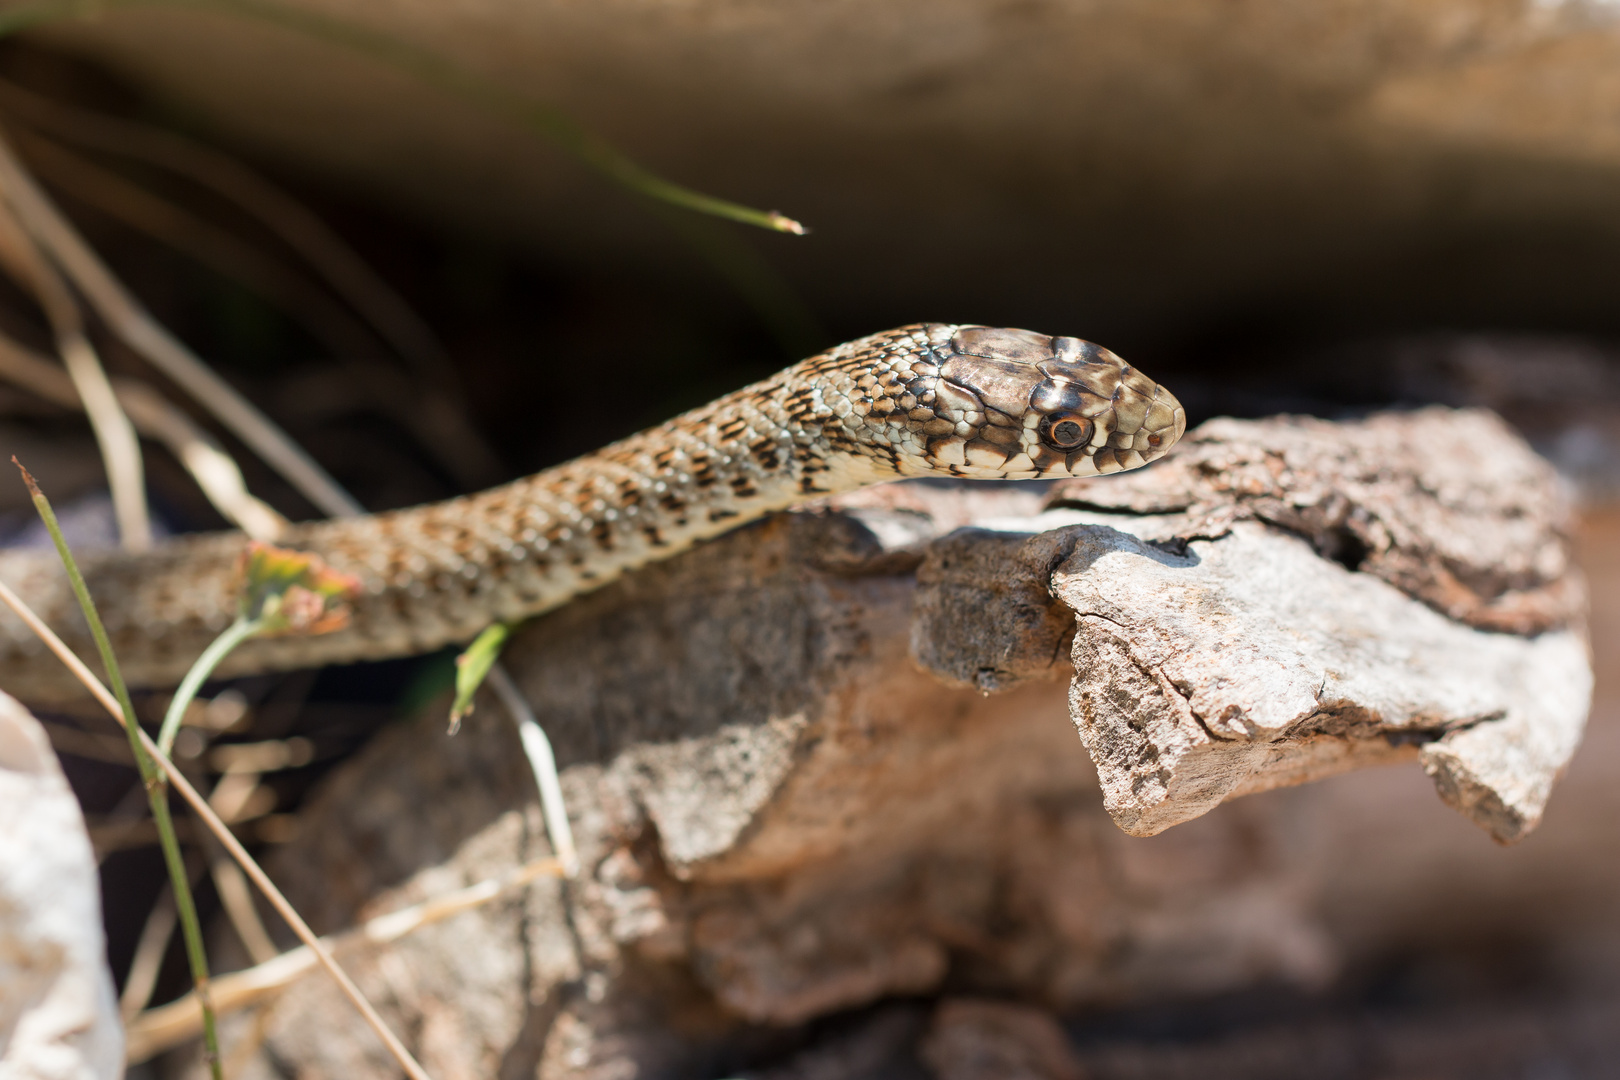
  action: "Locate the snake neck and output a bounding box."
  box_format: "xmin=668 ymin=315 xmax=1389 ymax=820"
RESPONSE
xmin=282 ymin=356 xmax=893 ymax=640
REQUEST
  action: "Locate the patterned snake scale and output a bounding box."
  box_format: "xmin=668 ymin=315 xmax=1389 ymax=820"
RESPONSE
xmin=0 ymin=324 xmax=1184 ymax=698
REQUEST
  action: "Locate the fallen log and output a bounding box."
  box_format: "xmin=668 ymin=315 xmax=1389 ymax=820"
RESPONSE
xmin=168 ymin=407 xmax=1589 ymax=1078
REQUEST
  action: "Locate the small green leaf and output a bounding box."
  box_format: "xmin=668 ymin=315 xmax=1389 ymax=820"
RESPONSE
xmin=450 ymin=623 xmax=512 ymax=734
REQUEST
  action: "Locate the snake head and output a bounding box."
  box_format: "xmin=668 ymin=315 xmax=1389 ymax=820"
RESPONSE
xmin=854 ymin=324 xmax=1185 ymax=479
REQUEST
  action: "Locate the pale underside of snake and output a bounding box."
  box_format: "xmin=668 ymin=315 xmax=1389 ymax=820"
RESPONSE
xmin=0 ymin=324 xmax=1185 ymax=699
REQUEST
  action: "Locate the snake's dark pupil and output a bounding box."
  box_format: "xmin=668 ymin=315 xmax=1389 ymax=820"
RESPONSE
xmin=1053 ymin=421 xmax=1082 ymax=445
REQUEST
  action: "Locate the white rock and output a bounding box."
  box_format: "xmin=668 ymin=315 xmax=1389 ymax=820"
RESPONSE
xmin=0 ymin=691 xmax=123 ymax=1079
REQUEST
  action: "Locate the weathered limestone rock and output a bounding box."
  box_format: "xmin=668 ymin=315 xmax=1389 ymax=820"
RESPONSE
xmin=1056 ymin=521 xmax=1588 ymax=841
xmin=1046 ymin=409 xmax=1581 ymax=635
xmin=908 ymin=410 xmax=1590 ymax=842
xmin=0 ymin=691 xmax=122 ymax=1080
xmin=920 ymin=1000 xmax=1085 ymax=1080
xmin=32 ymin=0 xmax=1620 ymax=338
xmin=170 ymin=408 xmax=1587 ymax=1078
xmin=1064 ymin=994 xmax=1620 ymax=1079
xmin=176 ymin=501 xmax=1334 ymax=1078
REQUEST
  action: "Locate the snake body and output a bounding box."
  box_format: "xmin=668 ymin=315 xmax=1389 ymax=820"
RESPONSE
xmin=0 ymin=324 xmax=1183 ymax=698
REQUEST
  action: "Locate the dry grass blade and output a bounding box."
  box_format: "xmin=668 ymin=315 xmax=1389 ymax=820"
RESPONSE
xmin=210 ymin=853 xmax=279 ymax=965
xmin=0 ymin=129 xmax=365 ymax=518
xmin=116 ymin=848 xmax=207 ymax=1025
xmin=91 ymin=777 xmax=157 ymax=866
xmin=0 ymin=574 xmax=435 ymax=1080
xmin=125 ymin=857 xmax=564 ymax=1063
xmin=488 ymin=664 xmax=580 ymax=877
xmin=119 ymin=884 xmax=178 ymax=1023
xmin=88 ymin=816 xmax=203 ymax=857
xmin=111 ymin=379 xmax=288 ymax=540
xmin=0 ymin=1 xmax=805 ymax=234
xmin=38 ymin=715 xmax=136 ymax=765
xmin=13 ymin=131 xmax=502 ymax=488
xmin=221 ymin=1002 xmax=280 ymax=1080
xmin=0 ymin=170 xmax=150 ymax=548
xmin=0 ymin=329 xmax=287 ymax=538
xmin=19 ymin=130 xmax=394 ymax=358
xmin=201 ymin=754 xmax=281 ymax=968
xmin=0 ymin=78 xmax=460 ymax=386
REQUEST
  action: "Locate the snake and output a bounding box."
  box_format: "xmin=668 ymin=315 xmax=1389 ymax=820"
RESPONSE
xmin=0 ymin=324 xmax=1184 ymax=699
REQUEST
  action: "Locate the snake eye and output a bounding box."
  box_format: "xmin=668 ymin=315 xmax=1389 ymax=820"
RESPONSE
xmin=1039 ymin=413 xmax=1094 ymax=451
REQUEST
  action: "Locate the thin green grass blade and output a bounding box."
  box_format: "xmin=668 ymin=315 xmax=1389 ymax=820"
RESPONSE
xmin=13 ymin=456 xmax=225 ymax=1080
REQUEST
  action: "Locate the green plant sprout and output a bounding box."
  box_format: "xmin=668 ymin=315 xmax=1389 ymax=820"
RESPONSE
xmin=449 ymin=621 xmax=511 ymax=734
xmin=156 ymin=541 xmax=359 ymax=755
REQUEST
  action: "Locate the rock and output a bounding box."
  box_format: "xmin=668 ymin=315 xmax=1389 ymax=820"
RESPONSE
xmin=31 ymin=0 xmax=1620 ymax=338
xmin=1066 ymin=994 xmax=1620 ymax=1080
xmin=164 ymin=408 xmax=1588 ymax=1078
xmin=910 ymin=526 xmax=1081 ymax=693
xmin=744 ymin=1007 xmax=926 ymax=1080
xmin=912 ymin=408 xmax=1591 ymax=841
xmin=0 ymin=690 xmax=123 ymax=1080
xmin=1046 ymin=408 xmax=1581 ymax=636
xmin=920 ymin=1000 xmax=1086 ymax=1080
xmin=1054 ymin=521 xmax=1588 ymax=842
xmin=169 ymin=498 xmax=1334 ymax=1078
xmin=1386 ymin=336 xmax=1620 ymax=505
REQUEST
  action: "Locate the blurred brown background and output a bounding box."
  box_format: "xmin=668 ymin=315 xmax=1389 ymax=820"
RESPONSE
xmin=6 ymin=0 xmax=1620 ymax=1075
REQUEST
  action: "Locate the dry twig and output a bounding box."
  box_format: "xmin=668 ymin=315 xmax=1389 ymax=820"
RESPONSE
xmin=0 ymin=574 xmax=434 ymax=1080
xmin=37 ymin=715 xmax=134 ymax=766
xmin=0 ymin=83 xmax=507 ymax=484
xmin=0 ymin=130 xmax=364 ymax=518
xmin=125 ymin=857 xmax=563 ymax=1063
xmin=0 ymin=330 xmax=286 ymax=537
xmin=13 ymin=131 xmax=502 ymax=487
xmin=209 ymin=854 xmax=278 ymax=966
xmin=0 ymin=177 xmax=149 ymax=547
xmin=0 ymin=77 xmax=459 ymax=385
xmin=119 ymin=884 xmax=178 ymax=1023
